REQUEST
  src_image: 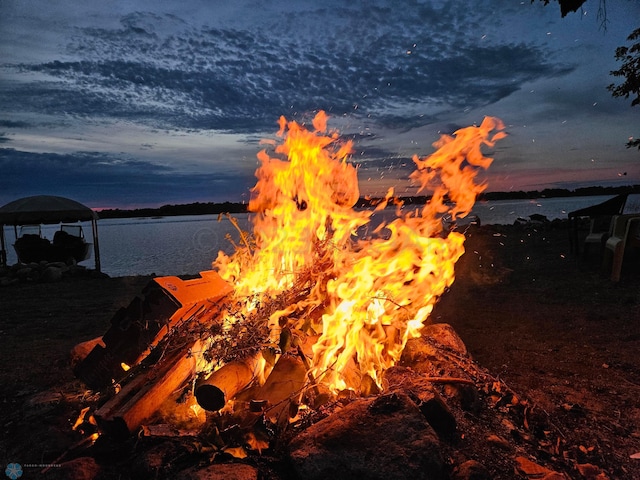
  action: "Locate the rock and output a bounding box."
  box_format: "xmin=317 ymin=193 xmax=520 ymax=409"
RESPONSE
xmin=442 ymin=382 xmax=482 ymax=413
xmin=289 ymin=392 xmax=445 ymax=480
xmin=42 ymin=265 xmax=63 ymax=282
xmin=46 ymin=457 xmax=100 ymax=480
xmin=49 ymin=261 xmax=68 ymax=269
xmin=541 ymin=473 xmax=570 ymax=480
xmin=401 ymin=323 xmax=469 ymax=376
xmin=131 ymin=440 xmax=197 ymax=478
xmin=451 ymin=460 xmax=491 ymax=480
xmin=176 ymin=463 xmax=258 ymax=480
xmin=420 ymin=323 xmax=468 ymax=354
xmin=575 ymin=463 xmax=609 ymax=479
xmin=514 ymin=456 xmax=559 ymax=478
xmin=15 ymin=267 xmax=34 ymax=280
xmin=382 ymin=366 xmax=457 ymax=439
xmin=486 ymin=434 xmax=511 ymax=451
xmin=400 ymin=323 xmax=472 ymax=383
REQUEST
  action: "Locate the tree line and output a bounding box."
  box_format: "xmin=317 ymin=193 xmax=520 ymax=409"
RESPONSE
xmin=96 ymin=185 xmax=640 ymax=219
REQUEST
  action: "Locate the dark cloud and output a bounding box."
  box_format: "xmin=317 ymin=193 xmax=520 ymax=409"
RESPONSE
xmin=0 ymin=4 xmax=570 ymax=133
xmin=0 ymin=120 xmax=31 ymax=129
xmin=0 ymin=148 xmax=255 ymax=206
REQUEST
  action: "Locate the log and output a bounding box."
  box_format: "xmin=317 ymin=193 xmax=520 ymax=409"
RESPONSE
xmin=75 ymin=271 xmax=232 ymax=390
xmin=93 ymin=343 xmax=198 ymax=439
xmin=254 ymin=355 xmax=307 ymax=425
xmin=195 ymin=352 xmax=263 ymax=411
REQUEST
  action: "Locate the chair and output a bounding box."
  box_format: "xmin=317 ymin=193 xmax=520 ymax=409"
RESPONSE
xmin=568 ymin=193 xmax=628 ymax=255
xmin=602 ymin=214 xmax=640 ymax=282
xmin=582 ymin=215 xmax=615 ymax=257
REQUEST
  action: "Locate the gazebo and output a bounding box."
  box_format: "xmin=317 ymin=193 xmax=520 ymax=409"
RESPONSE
xmin=0 ymin=195 xmax=101 ymax=272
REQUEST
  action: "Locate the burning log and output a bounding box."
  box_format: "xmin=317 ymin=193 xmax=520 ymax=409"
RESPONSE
xmin=93 ymin=342 xmax=199 ymax=439
xmin=254 ymin=355 xmax=307 ymax=425
xmin=195 ymin=351 xmax=264 ymax=412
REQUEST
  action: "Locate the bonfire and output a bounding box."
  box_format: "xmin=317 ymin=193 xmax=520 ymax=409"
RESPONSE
xmin=72 ymin=111 xmax=517 ymax=477
xmin=202 ymin=111 xmax=505 ymax=394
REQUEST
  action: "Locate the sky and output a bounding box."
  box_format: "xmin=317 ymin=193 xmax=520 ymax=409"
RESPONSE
xmin=0 ymin=0 xmax=639 ymax=210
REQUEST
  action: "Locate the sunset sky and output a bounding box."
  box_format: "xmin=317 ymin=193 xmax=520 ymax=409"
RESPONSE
xmin=1 ymin=0 xmax=638 ymax=209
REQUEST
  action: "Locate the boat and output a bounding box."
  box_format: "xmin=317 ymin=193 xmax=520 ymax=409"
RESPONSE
xmin=0 ymin=195 xmax=101 ymax=272
xmin=14 ymin=224 xmax=92 ymax=265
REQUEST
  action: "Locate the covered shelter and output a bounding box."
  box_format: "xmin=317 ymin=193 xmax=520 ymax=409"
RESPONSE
xmin=0 ymin=195 xmax=101 ymax=272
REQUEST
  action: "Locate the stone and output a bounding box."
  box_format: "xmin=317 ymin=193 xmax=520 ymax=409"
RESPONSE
xmin=400 ymin=323 xmax=470 ymax=378
xmin=42 ymin=265 xmax=63 ymax=282
xmin=541 ymin=473 xmax=570 ymax=480
xmin=49 ymin=261 xmax=68 ymax=268
xmin=575 ymin=463 xmax=608 ymax=479
xmin=15 ymin=267 xmax=34 ymax=280
xmin=486 ymin=434 xmax=511 ymax=451
xmin=131 ymin=440 xmax=197 ymax=478
xmin=382 ymin=366 xmax=457 ymax=439
xmin=289 ymin=392 xmax=445 ymax=480
xmin=422 ymin=323 xmax=468 ymax=355
xmin=514 ymin=456 xmax=556 ymax=477
xmin=176 ymin=463 xmax=259 ymax=480
xmin=451 ymin=460 xmax=491 ymax=480
xmin=442 ymin=382 xmax=482 ymax=413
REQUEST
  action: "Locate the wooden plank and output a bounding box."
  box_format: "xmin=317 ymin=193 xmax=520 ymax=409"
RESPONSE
xmin=94 ymin=343 xmax=198 ymax=439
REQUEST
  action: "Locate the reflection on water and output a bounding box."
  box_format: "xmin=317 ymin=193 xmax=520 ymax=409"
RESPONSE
xmin=3 ymin=195 xmax=638 ymax=277
xmin=98 ymin=214 xmax=251 ymax=278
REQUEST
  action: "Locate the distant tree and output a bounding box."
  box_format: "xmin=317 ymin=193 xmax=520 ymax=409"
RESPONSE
xmin=608 ymin=27 xmax=640 ymax=150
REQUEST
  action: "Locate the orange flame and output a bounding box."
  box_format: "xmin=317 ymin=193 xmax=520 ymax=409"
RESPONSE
xmin=214 ymin=112 xmax=505 ymax=393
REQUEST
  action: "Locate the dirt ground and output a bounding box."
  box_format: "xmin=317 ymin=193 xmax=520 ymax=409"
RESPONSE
xmin=0 ymin=221 xmax=639 ymax=479
xmin=435 ymin=222 xmax=640 ymax=479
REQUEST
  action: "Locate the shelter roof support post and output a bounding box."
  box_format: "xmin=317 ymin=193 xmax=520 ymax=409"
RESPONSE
xmin=92 ymin=218 xmax=101 ymax=273
xmin=0 ymin=225 xmax=6 ymax=267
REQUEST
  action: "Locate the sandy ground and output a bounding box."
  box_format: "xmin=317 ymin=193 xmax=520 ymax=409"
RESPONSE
xmin=0 ymin=221 xmax=639 ymax=478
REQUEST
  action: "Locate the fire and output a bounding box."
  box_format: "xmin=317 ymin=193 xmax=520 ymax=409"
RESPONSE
xmin=213 ymin=112 xmax=505 ymax=394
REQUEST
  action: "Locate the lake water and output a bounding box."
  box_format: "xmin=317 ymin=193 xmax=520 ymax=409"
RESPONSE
xmin=3 ymin=195 xmax=639 ymax=278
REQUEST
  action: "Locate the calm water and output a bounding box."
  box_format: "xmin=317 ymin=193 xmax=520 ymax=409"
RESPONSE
xmin=3 ymin=195 xmax=638 ymax=277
